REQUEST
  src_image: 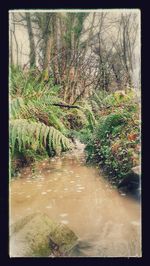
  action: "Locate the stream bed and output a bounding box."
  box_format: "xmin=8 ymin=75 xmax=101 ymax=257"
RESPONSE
xmin=10 ymin=144 xmax=141 ymax=257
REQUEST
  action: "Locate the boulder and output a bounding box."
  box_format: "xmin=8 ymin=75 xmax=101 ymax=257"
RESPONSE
xmin=117 ymin=166 xmax=141 ymax=200
xmin=10 ymin=213 xmax=78 ymax=257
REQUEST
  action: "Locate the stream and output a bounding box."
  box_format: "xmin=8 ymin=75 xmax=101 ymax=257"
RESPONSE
xmin=10 ymin=142 xmax=141 ymax=257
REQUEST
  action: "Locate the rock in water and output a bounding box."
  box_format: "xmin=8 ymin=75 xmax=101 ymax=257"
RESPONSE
xmin=10 ymin=213 xmax=78 ymax=257
xmin=117 ymin=165 xmax=141 ymax=200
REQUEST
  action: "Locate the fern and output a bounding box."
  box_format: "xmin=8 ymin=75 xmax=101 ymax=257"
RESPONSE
xmin=97 ymin=113 xmax=126 ymax=140
xmin=10 ymin=119 xmax=73 ymax=156
xmin=91 ymin=91 xmax=109 ymax=108
xmin=48 ymin=111 xmax=67 ymax=133
xmin=10 ymin=96 xmax=69 ymax=135
xmin=82 ymin=102 xmax=97 ymax=130
xmin=10 ymin=97 xmax=28 ymax=119
xmin=10 ymin=67 xmax=75 ymax=169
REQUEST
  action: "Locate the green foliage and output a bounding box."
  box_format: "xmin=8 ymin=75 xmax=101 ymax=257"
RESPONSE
xmin=97 ymin=113 xmax=126 ymax=139
xmin=10 ymin=119 xmax=73 ymax=156
xmin=10 ymin=65 xmax=140 ymax=186
xmin=10 ymin=65 xmax=59 ymax=100
xmin=74 ymin=13 xmax=88 ymax=38
xmin=91 ymin=90 xmax=109 ymax=109
xmin=10 ymin=67 xmax=77 ymax=176
xmin=63 ymin=102 xmax=97 ymax=133
xmin=66 ymin=108 xmax=87 ymax=130
xmin=85 ymin=89 xmax=140 ymax=184
xmin=9 ymin=66 xmax=98 ymax=176
xmin=10 ymin=97 xmax=28 ymax=119
xmin=82 ymin=103 xmax=97 ymax=131
xmin=64 ymin=12 xmax=88 ymax=50
xmin=91 ymin=89 xmax=137 ymax=114
xmin=70 ymin=127 xmax=93 ymax=144
xmin=10 ymin=66 xmax=69 ymax=130
xmin=64 ymin=101 xmax=97 ymax=144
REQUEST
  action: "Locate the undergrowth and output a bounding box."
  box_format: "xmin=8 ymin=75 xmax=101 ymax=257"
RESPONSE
xmin=9 ymin=66 xmax=96 ymax=177
xmin=85 ymin=89 xmax=140 ymax=184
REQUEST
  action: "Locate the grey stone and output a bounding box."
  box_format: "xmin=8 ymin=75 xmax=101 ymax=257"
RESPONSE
xmin=10 ymin=212 xmax=78 ymax=257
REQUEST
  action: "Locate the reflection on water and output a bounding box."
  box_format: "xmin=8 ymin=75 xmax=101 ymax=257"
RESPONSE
xmin=10 ymin=147 xmax=141 ymax=257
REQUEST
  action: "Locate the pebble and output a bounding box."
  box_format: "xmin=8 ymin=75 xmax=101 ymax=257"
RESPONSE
xmin=61 ymin=220 xmax=69 ymax=225
xmin=41 ymin=192 xmax=47 ymax=195
xmin=60 ymin=213 xmax=68 ymax=217
xmin=121 ymin=193 xmax=126 ymax=196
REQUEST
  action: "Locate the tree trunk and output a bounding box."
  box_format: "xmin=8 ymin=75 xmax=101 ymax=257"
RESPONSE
xmin=26 ymin=13 xmax=36 ymax=68
xmin=12 ymin=13 xmax=19 ymax=66
xmin=42 ymin=35 xmax=52 ymax=81
xmin=112 ymin=64 xmax=122 ymax=90
xmin=52 ymin=14 xmax=60 ymax=84
xmin=10 ymin=29 xmax=14 ymax=65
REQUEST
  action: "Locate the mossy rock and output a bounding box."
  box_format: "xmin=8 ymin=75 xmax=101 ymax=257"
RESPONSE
xmin=10 ymin=213 xmax=78 ymax=257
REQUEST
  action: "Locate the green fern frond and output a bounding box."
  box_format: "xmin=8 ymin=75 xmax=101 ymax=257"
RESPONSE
xmin=82 ymin=102 xmax=97 ymax=130
xmin=17 ymin=122 xmax=23 ymax=151
xmin=48 ymin=126 xmax=55 ymax=150
xmin=39 ymin=123 xmax=48 ymax=147
xmin=48 ymin=111 xmax=67 ymax=133
xmin=10 ymin=97 xmax=26 ymax=119
xmin=10 ymin=119 xmax=73 ymax=156
xmin=21 ymin=122 xmax=28 ymax=149
xmin=11 ymin=119 xmax=19 ymax=153
xmin=43 ymin=126 xmax=50 ymax=146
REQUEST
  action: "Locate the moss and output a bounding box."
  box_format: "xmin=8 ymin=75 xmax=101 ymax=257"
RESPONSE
xmin=10 ymin=213 xmax=78 ymax=257
xmin=10 ymin=213 xmax=36 ymax=235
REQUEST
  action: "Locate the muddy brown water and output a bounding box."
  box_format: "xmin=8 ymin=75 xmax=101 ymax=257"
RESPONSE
xmin=10 ymin=144 xmax=141 ymax=257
